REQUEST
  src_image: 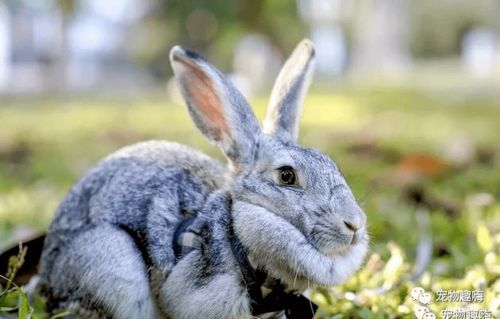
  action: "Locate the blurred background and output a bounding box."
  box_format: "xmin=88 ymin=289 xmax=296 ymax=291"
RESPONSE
xmin=0 ymin=0 xmax=499 ymax=317
xmin=0 ymin=0 xmax=499 ymax=94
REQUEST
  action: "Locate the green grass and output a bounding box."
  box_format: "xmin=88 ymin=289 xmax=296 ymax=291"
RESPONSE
xmin=0 ymin=87 xmax=499 ymax=318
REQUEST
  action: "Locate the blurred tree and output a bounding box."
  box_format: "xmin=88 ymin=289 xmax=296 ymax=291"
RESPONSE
xmin=57 ymin=0 xmax=77 ymax=17
xmin=53 ymin=0 xmax=78 ymax=92
xmin=408 ymin=0 xmax=500 ymax=57
xmin=138 ymin=0 xmax=307 ymax=78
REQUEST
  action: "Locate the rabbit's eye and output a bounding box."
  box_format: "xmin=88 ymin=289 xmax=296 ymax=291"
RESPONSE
xmin=278 ymin=166 xmax=297 ymax=186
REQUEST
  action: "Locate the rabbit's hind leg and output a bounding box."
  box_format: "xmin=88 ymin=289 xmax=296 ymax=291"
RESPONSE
xmin=49 ymin=224 xmax=162 ymax=319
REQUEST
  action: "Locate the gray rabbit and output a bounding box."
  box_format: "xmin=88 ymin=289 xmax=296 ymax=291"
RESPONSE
xmin=38 ymin=39 xmax=369 ymax=319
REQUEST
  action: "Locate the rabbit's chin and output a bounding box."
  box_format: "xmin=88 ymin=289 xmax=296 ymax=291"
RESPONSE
xmin=273 ymin=239 xmax=369 ymax=291
xmin=320 ymin=243 xmax=352 ymax=256
xmin=232 ymin=201 xmax=369 ymax=292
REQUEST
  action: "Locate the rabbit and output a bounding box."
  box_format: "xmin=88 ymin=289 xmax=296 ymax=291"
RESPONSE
xmin=37 ymin=39 xmax=369 ymax=319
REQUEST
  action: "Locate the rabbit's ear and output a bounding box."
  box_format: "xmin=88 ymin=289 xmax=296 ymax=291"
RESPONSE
xmin=170 ymin=46 xmax=260 ymax=168
xmin=263 ymin=39 xmax=315 ymax=141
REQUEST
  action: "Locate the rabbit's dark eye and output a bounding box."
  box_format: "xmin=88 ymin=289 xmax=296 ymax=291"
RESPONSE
xmin=278 ymin=166 xmax=297 ymax=186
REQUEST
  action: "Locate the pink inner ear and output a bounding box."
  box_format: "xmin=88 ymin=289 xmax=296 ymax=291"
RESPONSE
xmin=181 ymin=61 xmax=229 ymax=142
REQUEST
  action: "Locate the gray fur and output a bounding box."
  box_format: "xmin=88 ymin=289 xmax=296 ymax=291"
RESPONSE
xmin=39 ymin=40 xmax=368 ymax=318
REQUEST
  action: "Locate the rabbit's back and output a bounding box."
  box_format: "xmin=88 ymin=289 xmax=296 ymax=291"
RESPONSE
xmin=44 ymin=140 xmax=225 ymax=240
xmin=39 ymin=141 xmax=226 ymax=317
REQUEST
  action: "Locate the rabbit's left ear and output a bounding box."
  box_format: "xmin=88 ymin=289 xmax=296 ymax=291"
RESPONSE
xmin=170 ymin=46 xmax=260 ymax=169
xmin=263 ymin=39 xmax=315 ymax=141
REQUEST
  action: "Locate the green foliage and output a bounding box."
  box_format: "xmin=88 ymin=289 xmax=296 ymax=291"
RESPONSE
xmin=0 ymin=87 xmax=498 ymax=317
xmin=0 ymin=245 xmax=70 ymax=318
xmin=0 ymin=244 xmax=33 ymax=318
xmin=0 ymin=279 xmax=70 ymax=319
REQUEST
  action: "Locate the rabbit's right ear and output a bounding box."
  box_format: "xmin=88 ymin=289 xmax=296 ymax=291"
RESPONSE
xmin=170 ymin=46 xmax=260 ymax=169
xmin=263 ymin=39 xmax=315 ymax=142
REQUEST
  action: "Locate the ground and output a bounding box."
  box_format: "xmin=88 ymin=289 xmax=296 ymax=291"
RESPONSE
xmin=0 ymin=85 xmax=499 ymax=318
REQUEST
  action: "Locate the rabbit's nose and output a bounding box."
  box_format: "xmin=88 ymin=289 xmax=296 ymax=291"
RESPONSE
xmin=342 ymin=207 xmax=365 ymax=234
xmin=343 ymin=220 xmax=359 ymax=233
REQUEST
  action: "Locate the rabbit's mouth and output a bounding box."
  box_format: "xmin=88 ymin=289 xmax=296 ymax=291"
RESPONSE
xmin=351 ymin=230 xmax=366 ymax=245
xmin=311 ymin=228 xmax=369 ymax=257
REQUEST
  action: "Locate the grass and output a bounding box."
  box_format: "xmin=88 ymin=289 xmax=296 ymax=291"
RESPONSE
xmin=0 ymin=86 xmax=499 ymax=318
